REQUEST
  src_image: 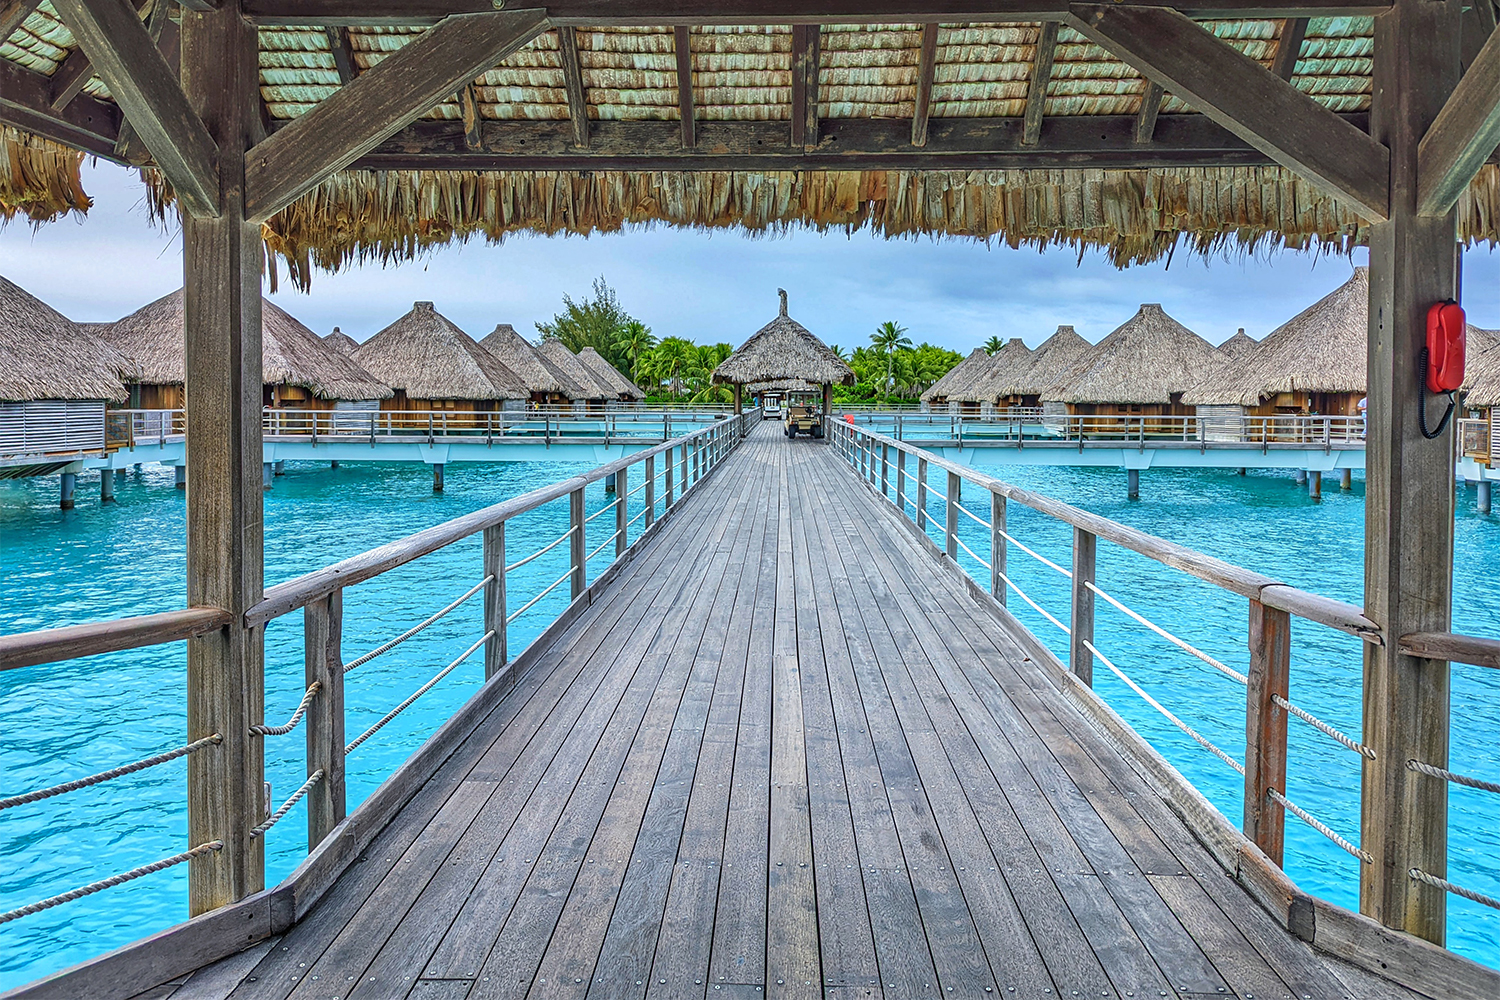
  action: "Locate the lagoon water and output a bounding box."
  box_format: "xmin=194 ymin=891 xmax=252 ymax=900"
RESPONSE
xmin=1 ymin=456 xmax=1497 ymax=988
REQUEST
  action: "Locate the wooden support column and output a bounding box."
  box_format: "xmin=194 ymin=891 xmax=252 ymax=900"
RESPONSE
xmin=1361 ymin=0 xmax=1462 ymax=945
xmin=616 ymin=465 xmax=628 ymax=556
xmin=180 ymin=2 xmax=265 ymax=915
xmin=945 ymin=471 xmax=960 ymax=558
xmin=483 ymin=523 xmax=507 ymax=681
xmin=1070 ymin=528 xmax=1096 ymax=686
xmin=644 ymin=455 xmax=655 ymax=527
xmin=303 ymin=590 xmax=344 ymax=852
xmin=1245 ymin=599 xmax=1290 ymax=866
xmin=896 ymin=448 xmax=906 ymax=512
xmin=733 ymin=383 xmax=743 ymax=417
xmin=916 ymin=457 xmax=929 ymax=531
xmin=991 ymin=491 xmax=1006 ymax=605
xmin=569 ymin=487 xmax=586 ymax=599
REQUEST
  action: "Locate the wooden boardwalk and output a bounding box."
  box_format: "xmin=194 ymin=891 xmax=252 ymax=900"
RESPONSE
xmin=150 ymin=424 xmax=1419 ymax=1000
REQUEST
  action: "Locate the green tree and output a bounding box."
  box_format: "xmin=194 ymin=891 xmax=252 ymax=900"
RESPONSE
xmin=644 ymin=337 xmax=696 ymax=397
xmin=614 ymin=320 xmax=657 ymax=380
xmin=984 ymin=335 xmax=1005 ymax=354
xmin=829 ymin=344 xmax=849 ymax=361
xmin=871 ymin=320 xmax=913 ymax=392
xmin=535 ymin=276 xmax=642 ymax=373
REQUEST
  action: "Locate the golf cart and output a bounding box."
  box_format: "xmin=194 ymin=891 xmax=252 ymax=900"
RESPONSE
xmin=761 ymin=392 xmax=783 ymax=419
xmin=784 ymin=394 xmax=825 ymax=438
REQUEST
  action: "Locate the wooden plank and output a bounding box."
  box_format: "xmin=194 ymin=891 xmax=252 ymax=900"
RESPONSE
xmin=0 ymin=62 xmax=122 ymax=159
xmin=0 ymin=607 xmax=231 ymax=671
xmin=1462 ymin=0 xmax=1498 ymax=73
xmin=51 ymin=0 xmax=220 ymax=216
xmin=303 ymin=591 xmax=346 ymax=851
xmin=242 ymin=9 xmax=547 ymax=221
xmin=49 ymin=47 xmax=99 ymax=111
xmin=1400 ymin=629 xmax=1500 ymax=669
xmin=1021 ymin=21 xmax=1058 ymax=145
xmin=1 ymin=0 xmax=43 ymax=38
xmin=1243 ymin=599 xmax=1289 ymax=865
xmin=789 ymin=23 xmax=820 ymax=147
xmin=673 ymin=25 xmax=695 ymax=148
xmin=558 ymin=24 xmax=591 ymax=148
xmin=1132 ymin=81 xmax=1164 ymax=143
xmin=458 ymin=82 xmax=483 ymax=151
xmin=910 ymin=23 xmax=937 ymax=146
xmin=1271 ymin=16 xmax=1307 ymax=80
xmin=325 ymin=26 xmax=357 ymax=84
xmin=1416 ymin=24 xmax=1500 ymax=216
xmin=1067 ymin=3 xmax=1390 ymax=220
xmin=483 ymin=523 xmax=507 ymax=680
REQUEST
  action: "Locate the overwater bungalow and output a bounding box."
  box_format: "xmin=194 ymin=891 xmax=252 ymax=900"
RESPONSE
xmin=1218 ymin=328 xmax=1259 ymax=360
xmin=1047 ymin=304 xmax=1223 ymax=432
xmin=1022 ymin=326 xmax=1102 ymax=429
xmin=97 ymin=289 xmax=391 ymax=414
xmin=960 ymin=337 xmax=1037 ymax=411
xmin=577 ymin=347 xmax=646 ymax=405
xmin=534 ymin=340 xmax=616 ymax=410
xmin=478 ymin=324 xmax=586 ymax=407
xmin=351 ymin=302 xmax=528 ymax=425
xmin=713 ymin=290 xmax=855 ymax=415
xmin=322 ymin=327 xmax=360 ymax=355
xmin=920 ymin=347 xmax=991 ymax=412
xmin=1462 ymin=339 xmax=1500 ymax=471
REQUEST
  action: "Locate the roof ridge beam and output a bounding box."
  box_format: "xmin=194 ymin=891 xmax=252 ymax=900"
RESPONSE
xmin=1022 ymin=21 xmax=1059 ymax=145
xmin=1067 ymin=3 xmax=1390 ymax=220
xmin=243 ymin=8 xmax=548 ymax=222
xmin=674 ymin=25 xmax=695 ymax=148
xmin=1417 ymin=22 xmax=1500 ymax=216
xmin=50 ymin=0 xmax=220 ymax=216
xmin=911 ymin=22 xmax=938 ymax=146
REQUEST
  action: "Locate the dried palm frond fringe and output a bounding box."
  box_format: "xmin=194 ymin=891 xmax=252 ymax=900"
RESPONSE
xmin=0 ymin=128 xmax=92 ymax=224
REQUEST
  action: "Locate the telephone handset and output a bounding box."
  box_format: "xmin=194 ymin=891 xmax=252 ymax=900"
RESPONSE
xmin=1420 ymin=300 xmax=1465 ymax=439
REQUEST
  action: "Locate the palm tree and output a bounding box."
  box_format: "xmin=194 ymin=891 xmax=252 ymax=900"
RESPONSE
xmin=984 ymin=335 xmax=1004 ymax=354
xmin=614 ymin=320 xmax=657 ymax=380
xmin=870 ymin=321 xmax=913 ymax=394
xmin=829 ymin=344 xmax=849 ymax=361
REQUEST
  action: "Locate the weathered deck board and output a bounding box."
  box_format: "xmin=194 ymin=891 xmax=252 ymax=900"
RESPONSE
xmin=149 ymin=422 xmax=1425 ymax=1000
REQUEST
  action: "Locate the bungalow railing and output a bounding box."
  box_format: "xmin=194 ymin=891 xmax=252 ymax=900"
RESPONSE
xmin=0 ymin=410 xmax=758 ymax=930
xmin=828 ymin=418 xmax=1500 ymax=944
xmin=844 ymin=410 xmax=1367 ymax=449
xmin=104 ymin=408 xmax=187 ymax=450
xmin=1457 ymin=416 xmax=1494 ymax=466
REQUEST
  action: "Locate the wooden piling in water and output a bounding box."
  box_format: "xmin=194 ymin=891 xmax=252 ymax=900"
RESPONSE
xmin=1479 ymin=481 xmax=1492 ymax=515
xmin=1308 ymin=470 xmax=1322 ymax=500
xmin=1126 ymin=468 xmax=1139 ymax=498
xmin=60 ymin=472 xmax=76 ymax=509
xmin=100 ymin=470 xmax=115 ymax=504
xmin=432 ymin=463 xmax=445 ymax=492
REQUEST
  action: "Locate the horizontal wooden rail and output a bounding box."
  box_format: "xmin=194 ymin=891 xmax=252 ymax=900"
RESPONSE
xmin=1400 ymin=631 xmax=1500 ymax=670
xmin=0 ymin=607 xmax=233 ymax=671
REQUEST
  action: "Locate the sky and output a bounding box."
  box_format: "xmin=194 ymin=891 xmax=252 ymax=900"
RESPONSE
xmin=3 ymin=160 xmax=1497 ymax=353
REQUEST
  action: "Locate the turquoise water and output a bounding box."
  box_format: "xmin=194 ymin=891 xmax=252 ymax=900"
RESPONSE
xmin=1 ymin=456 xmax=1497 ymax=988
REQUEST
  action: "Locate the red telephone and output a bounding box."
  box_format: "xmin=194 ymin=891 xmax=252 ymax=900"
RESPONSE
xmin=1426 ymin=301 xmax=1466 ymax=393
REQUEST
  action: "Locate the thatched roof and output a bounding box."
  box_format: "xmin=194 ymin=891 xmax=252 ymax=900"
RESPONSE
xmin=921 ymin=348 xmax=990 ymax=403
xmin=350 ymin=301 xmax=525 ymax=400
xmin=1012 ymin=326 xmax=1100 ymax=398
xmin=98 ymin=289 xmax=393 ymax=400
xmin=0 ymin=275 xmax=128 ymax=402
xmin=713 ymin=290 xmax=855 ymax=387
xmin=1185 ymin=267 xmax=1366 ymax=406
xmin=0 ymin=127 xmax=90 ymax=224
xmin=1469 ymin=325 xmax=1500 ymax=358
xmin=1052 ymin=304 xmax=1223 ymax=404
xmin=748 ymin=378 xmax=823 ymax=393
xmin=577 ymin=347 xmax=646 ymax=401
xmin=1466 ymin=344 xmax=1500 ymax=409
xmin=958 ymin=338 xmax=1036 ymax=402
xmin=322 ymin=327 xmax=361 ymax=355
xmin=1218 ymin=329 xmax=1259 ymax=359
xmin=479 ymin=324 xmax=585 ymax=398
xmin=535 ymin=340 xmax=615 ymax=400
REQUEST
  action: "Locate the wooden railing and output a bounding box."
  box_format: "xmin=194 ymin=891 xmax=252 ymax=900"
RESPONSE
xmin=1458 ymin=416 xmax=1495 ymax=466
xmin=104 ymin=409 xmax=186 ymax=450
xmin=843 ymin=410 xmax=1368 ymax=449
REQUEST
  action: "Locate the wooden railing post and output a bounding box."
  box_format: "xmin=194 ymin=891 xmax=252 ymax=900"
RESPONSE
xmin=304 ymin=590 xmax=345 ymax=851
xmin=665 ymin=448 xmax=674 ymax=507
xmin=881 ymin=443 xmax=889 ymax=497
xmin=680 ymin=439 xmax=688 ymax=489
xmin=916 ymin=457 xmax=929 ymax=531
xmin=896 ymin=448 xmax=907 ymax=512
xmin=945 ymin=471 xmax=960 ymax=558
xmin=570 ymin=487 xmax=586 ymax=598
xmin=484 ymin=523 xmax=507 ymax=681
xmin=1245 ymin=599 xmax=1290 ymax=865
xmin=616 ymin=465 xmax=629 ymax=556
xmin=1070 ymin=528 xmax=1096 ymax=686
xmin=991 ymin=491 xmax=1006 ymax=605
xmin=644 ymin=455 xmax=656 ymax=528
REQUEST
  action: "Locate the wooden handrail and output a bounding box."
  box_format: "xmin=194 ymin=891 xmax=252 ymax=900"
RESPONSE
xmin=0 ymin=607 xmax=233 ymax=671
xmin=1400 ymin=631 xmax=1500 ymax=670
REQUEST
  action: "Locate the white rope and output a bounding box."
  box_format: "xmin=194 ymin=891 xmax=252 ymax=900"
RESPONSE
xmin=587 ymin=530 xmax=621 ymax=561
xmin=583 ymin=497 xmax=620 ymax=524
xmin=954 ymin=534 xmax=992 ymax=570
xmin=504 ymin=526 xmax=577 ymax=574
xmin=1085 ymin=581 xmax=1247 ymax=685
xmin=998 ymin=528 xmax=1072 ymax=579
xmin=1407 ymin=758 xmax=1500 ymax=795
xmin=627 ymin=505 xmax=649 ymax=529
xmin=952 ymin=499 xmax=991 ymax=529
xmin=251 ymin=682 xmax=321 ymax=737
xmin=0 ymin=735 xmax=222 ymax=811
xmin=1086 ymin=640 xmax=1246 ymax=777
xmin=1409 ymin=868 xmax=1500 ymax=911
xmin=508 ymin=565 xmax=576 ymax=625
xmin=1267 ymin=788 xmax=1371 ymax=863
xmin=998 ymin=570 xmax=1071 ymax=636
xmin=249 ymin=770 xmax=324 ymax=839
xmin=0 ymin=841 xmax=223 ymax=925
xmin=343 ymin=575 xmax=491 ymax=674
xmin=346 ymin=632 xmax=492 ymax=755
xmin=1274 ymin=695 xmax=1375 ymax=758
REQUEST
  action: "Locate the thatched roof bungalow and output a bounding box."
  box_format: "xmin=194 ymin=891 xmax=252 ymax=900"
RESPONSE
xmin=1218 ymin=329 xmax=1259 ymax=359
xmin=1184 ymin=268 xmax=1367 ymax=417
xmin=922 ymin=348 xmax=992 ymax=410
xmin=1050 ymin=305 xmax=1223 ymax=421
xmin=535 ymin=340 xmax=616 ymax=408
xmin=479 ymin=324 xmax=586 ymax=405
xmin=1017 ymin=326 xmax=1099 ymax=402
xmin=352 ymin=301 xmax=526 ymax=419
xmin=960 ymin=338 xmax=1038 ymax=410
xmin=99 ymin=289 xmax=391 ymax=410
xmin=713 ymin=290 xmax=854 ymax=413
xmin=323 ymin=327 xmax=360 ymax=355
xmin=577 ymin=347 xmax=646 ymax=403
xmin=1462 ymin=342 xmax=1500 ymax=468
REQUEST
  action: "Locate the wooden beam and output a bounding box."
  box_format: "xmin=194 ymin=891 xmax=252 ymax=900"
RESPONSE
xmin=790 ymin=23 xmax=820 ymax=146
xmin=1416 ymin=25 xmax=1500 ymax=216
xmin=243 ymin=9 xmax=547 ymax=222
xmin=911 ymin=22 xmax=937 ymax=146
xmin=1022 ymin=21 xmax=1058 ymax=145
xmin=674 ymin=25 xmax=695 ymax=148
xmin=458 ymin=81 xmax=483 ymax=150
xmin=1462 ymin=0 xmax=1497 ymax=73
xmin=1133 ymin=80 xmax=1164 ymax=143
xmin=50 ymin=0 xmax=220 ymax=216
xmin=49 ymin=0 xmax=151 ymax=112
xmin=1271 ymin=17 xmax=1307 ymax=81
xmin=0 ymin=0 xmax=42 ymax=39
xmin=1068 ymin=3 xmax=1390 ymax=220
xmin=115 ymin=0 xmax=179 ymax=162
xmin=558 ymin=25 xmax=590 ymax=148
xmin=0 ymin=58 xmax=121 ymax=157
xmin=325 ymin=26 xmax=357 ymax=84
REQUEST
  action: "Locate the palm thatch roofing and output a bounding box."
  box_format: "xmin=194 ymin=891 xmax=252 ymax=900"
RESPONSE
xmin=98 ymin=289 xmax=392 ymax=400
xmin=748 ymin=378 xmax=823 ymax=393
xmin=1469 ymin=325 xmax=1500 ymax=358
xmin=322 ymin=327 xmax=361 ymax=355
xmin=921 ymin=348 xmax=991 ymax=403
xmin=1185 ymin=267 xmax=1366 ymax=406
xmin=0 ymin=275 xmax=129 ymax=402
xmin=713 ymin=290 xmax=855 ymax=387
xmin=1012 ymin=326 xmax=1100 ymax=398
xmin=1052 ymin=303 xmax=1223 ymax=404
xmin=960 ymin=337 xmax=1039 ymax=402
xmin=577 ymin=347 xmax=647 ymax=401
xmin=1466 ymin=343 xmax=1500 ymax=409
xmin=1218 ymin=329 xmax=1259 ymax=359
xmin=478 ymin=324 xmax=585 ymax=398
xmin=535 ymin=340 xmax=616 ymax=400
xmin=351 ymin=302 xmax=527 ymax=401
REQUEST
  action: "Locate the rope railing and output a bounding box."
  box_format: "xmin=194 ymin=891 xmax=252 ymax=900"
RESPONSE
xmin=1085 ymin=580 xmax=1248 ymax=685
xmin=504 ymin=526 xmax=578 ymax=574
xmin=1266 ymin=787 xmax=1371 ymax=863
xmin=583 ymin=497 xmax=620 ymax=524
xmin=587 ymin=530 xmax=621 ymax=562
xmin=249 ymin=770 xmax=324 ymax=839
xmin=998 ymin=528 xmax=1072 ymax=579
xmin=1273 ymin=695 xmax=1375 ymax=759
xmin=346 ymin=632 xmax=493 ymax=755
xmin=1409 ymin=867 xmax=1500 ymax=912
xmin=1406 ymin=758 xmax=1500 ymax=795
xmin=627 ymin=505 xmax=650 ymax=529
xmin=0 ymin=734 xmax=223 ymax=811
xmin=954 ymin=534 xmax=991 ymax=570
xmin=251 ymin=682 xmax=321 ymax=738
xmin=952 ymin=499 xmax=991 ymax=529
xmin=343 ymin=575 xmax=491 ymax=674
xmin=1085 ymin=639 xmax=1246 ymax=777
xmin=0 ymin=841 xmax=223 ymax=926
xmin=507 ymin=567 xmax=575 ymax=626
xmin=998 ymin=571 xmax=1071 ymax=636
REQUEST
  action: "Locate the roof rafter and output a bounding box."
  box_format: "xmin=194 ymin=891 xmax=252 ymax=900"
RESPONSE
xmin=0 ymin=57 xmax=122 ymax=157
xmin=558 ymin=24 xmax=589 ymax=147
xmin=0 ymin=0 xmax=42 ymax=39
xmin=325 ymin=26 xmax=358 ymax=84
xmin=1133 ymin=81 xmax=1164 ymax=143
xmin=1417 ymin=24 xmax=1500 ymax=217
xmin=1271 ymin=17 xmax=1306 ymax=81
xmin=911 ymin=23 xmax=938 ymax=146
xmin=114 ymin=6 xmax=179 ymax=162
xmin=790 ymin=23 xmax=820 ymax=147
xmin=674 ymin=25 xmax=695 ymax=148
xmin=1022 ymin=21 xmax=1058 ymax=145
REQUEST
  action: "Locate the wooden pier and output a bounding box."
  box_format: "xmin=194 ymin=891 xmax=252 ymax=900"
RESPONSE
xmin=62 ymin=424 xmax=1439 ymax=1000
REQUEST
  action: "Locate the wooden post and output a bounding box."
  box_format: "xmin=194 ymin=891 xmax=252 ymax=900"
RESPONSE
xmin=896 ymin=448 xmax=906 ymax=513
xmin=880 ymin=443 xmax=889 ymax=497
xmin=945 ymin=471 xmax=960 ymax=558
xmin=616 ymin=465 xmax=629 ymax=556
xmin=182 ymin=3 xmax=265 ymax=915
xmin=1361 ymin=0 xmax=1460 ymax=944
xmin=432 ymin=463 xmax=444 ymax=493
xmin=733 ymin=383 xmax=743 ymax=420
xmin=483 ymin=523 xmax=507 ymax=681
xmin=100 ymin=469 xmax=115 ymax=503
xmin=1070 ymin=528 xmax=1096 ymax=686
xmin=680 ymin=439 xmax=688 ymax=489
xmin=916 ymin=457 xmax=929 ymax=530
xmin=1245 ymin=599 xmax=1290 ymax=866
xmin=664 ymin=448 xmax=674 ymax=507
xmin=569 ymin=487 xmax=586 ymax=599
xmin=303 ymin=590 xmax=345 ymax=852
xmin=991 ymin=491 xmax=1006 ymax=605
xmin=822 ymin=382 xmax=833 ymax=429
xmin=59 ymin=471 xmax=76 ymax=509
xmin=644 ymin=455 xmax=656 ymax=527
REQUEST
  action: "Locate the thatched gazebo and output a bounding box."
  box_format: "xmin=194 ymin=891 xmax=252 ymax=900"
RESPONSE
xmin=577 ymin=347 xmax=646 ymax=405
xmin=959 ymin=337 xmax=1037 ymax=411
xmin=921 ymin=348 xmax=992 ymax=412
xmin=99 ymin=289 xmax=391 ymax=411
xmin=1218 ymin=328 xmax=1259 ymax=359
xmin=534 ymin=340 xmax=615 ymax=410
xmin=479 ymin=324 xmax=585 ymax=407
xmin=712 ymin=290 xmax=855 ymax=418
xmin=1184 ymin=267 xmax=1368 ymax=419
xmin=322 ymin=327 xmax=360 ymax=356
xmin=351 ymin=301 xmax=525 ymax=425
